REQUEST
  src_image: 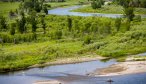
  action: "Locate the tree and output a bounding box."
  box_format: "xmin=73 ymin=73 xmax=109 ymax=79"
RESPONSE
xmin=91 ymin=0 xmax=102 ymax=9
xmin=116 ymin=0 xmax=135 ymax=21
xmin=31 ymin=17 xmax=37 ymax=33
xmin=91 ymin=0 xmax=97 ymax=9
xmin=67 ymin=16 xmax=72 ymax=31
xmin=115 ymin=18 xmax=121 ymax=32
xmin=140 ymin=0 xmax=146 ymax=8
xmin=28 ymin=11 xmax=38 ymax=33
xmin=16 ymin=12 xmax=26 ymax=34
xmin=43 ymin=6 xmax=48 ymax=14
xmin=124 ymin=7 xmax=135 ymax=21
xmin=34 ymin=1 xmax=42 ymax=12
xmin=40 ymin=15 xmax=46 ymax=34
xmin=0 ymin=16 xmax=7 ymax=31
xmin=20 ymin=0 xmax=43 ymax=13
xmin=10 ymin=23 xmax=16 ymax=35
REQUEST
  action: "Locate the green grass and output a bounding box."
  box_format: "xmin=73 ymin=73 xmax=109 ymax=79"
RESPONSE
xmin=73 ymin=4 xmax=146 ymax=14
xmin=0 ymin=40 xmax=84 ymax=72
xmin=0 ymin=2 xmax=20 ymax=17
xmin=46 ymin=0 xmax=88 ymax=8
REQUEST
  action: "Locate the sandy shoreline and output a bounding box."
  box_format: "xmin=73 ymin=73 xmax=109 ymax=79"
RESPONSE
xmin=33 ymin=80 xmax=62 ymax=84
xmin=90 ymin=61 xmax=146 ymax=76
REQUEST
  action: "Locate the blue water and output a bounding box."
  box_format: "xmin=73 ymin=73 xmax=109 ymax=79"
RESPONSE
xmin=67 ymin=73 xmax=146 ymax=84
xmin=48 ymin=6 xmax=146 ymax=18
xmin=0 ymin=59 xmax=116 ymax=84
xmin=0 ymin=59 xmax=146 ymax=84
xmin=137 ymin=52 xmax=146 ymax=56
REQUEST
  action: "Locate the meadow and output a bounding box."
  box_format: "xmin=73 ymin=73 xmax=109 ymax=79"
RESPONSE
xmin=0 ymin=2 xmax=20 ymax=17
xmin=73 ymin=4 xmax=146 ymax=14
xmin=46 ymin=0 xmax=89 ymax=8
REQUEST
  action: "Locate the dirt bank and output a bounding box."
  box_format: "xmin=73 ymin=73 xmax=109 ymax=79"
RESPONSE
xmin=30 ymin=54 xmax=105 ymax=68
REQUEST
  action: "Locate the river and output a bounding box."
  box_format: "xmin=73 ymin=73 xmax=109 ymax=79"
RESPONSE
xmin=48 ymin=5 xmax=146 ymax=18
xmin=0 ymin=59 xmax=146 ymax=84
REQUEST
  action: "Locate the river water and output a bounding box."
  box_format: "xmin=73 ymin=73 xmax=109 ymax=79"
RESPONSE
xmin=48 ymin=5 xmax=146 ymax=18
xmin=0 ymin=59 xmax=146 ymax=84
xmin=0 ymin=59 xmax=116 ymax=84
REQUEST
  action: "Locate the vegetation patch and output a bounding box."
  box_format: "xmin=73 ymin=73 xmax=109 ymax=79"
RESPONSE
xmin=73 ymin=4 xmax=146 ymax=14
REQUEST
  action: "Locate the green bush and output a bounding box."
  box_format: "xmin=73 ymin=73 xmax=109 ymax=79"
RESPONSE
xmin=91 ymin=0 xmax=102 ymax=9
xmin=115 ymin=18 xmax=121 ymax=32
xmin=134 ymin=15 xmax=141 ymax=22
xmin=83 ymin=35 xmax=92 ymax=44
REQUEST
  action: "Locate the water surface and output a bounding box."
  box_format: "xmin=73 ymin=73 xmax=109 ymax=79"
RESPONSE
xmin=0 ymin=59 xmax=116 ymax=84
xmin=0 ymin=59 xmax=146 ymax=84
xmin=48 ymin=6 xmax=146 ymax=18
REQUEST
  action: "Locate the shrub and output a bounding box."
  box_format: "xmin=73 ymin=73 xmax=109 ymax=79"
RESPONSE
xmin=134 ymin=15 xmax=141 ymax=22
xmin=83 ymin=35 xmax=92 ymax=44
xmin=10 ymin=23 xmax=16 ymax=35
xmin=123 ymin=7 xmax=135 ymax=21
xmin=91 ymin=0 xmax=102 ymax=9
xmin=115 ymin=18 xmax=121 ymax=32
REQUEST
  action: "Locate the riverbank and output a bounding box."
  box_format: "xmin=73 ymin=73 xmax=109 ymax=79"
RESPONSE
xmin=29 ymin=53 xmax=105 ymax=68
xmin=72 ymin=4 xmax=146 ymax=14
xmin=33 ymin=80 xmax=62 ymax=84
xmin=90 ymin=61 xmax=146 ymax=76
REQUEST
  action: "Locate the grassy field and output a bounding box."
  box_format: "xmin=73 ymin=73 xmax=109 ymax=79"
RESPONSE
xmin=46 ymin=0 xmax=89 ymax=8
xmin=73 ymin=4 xmax=146 ymax=14
xmin=0 ymin=2 xmax=20 ymax=17
xmin=0 ymin=40 xmax=85 ymax=72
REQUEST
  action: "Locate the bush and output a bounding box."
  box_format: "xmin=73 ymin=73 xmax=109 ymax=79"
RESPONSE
xmin=83 ymin=35 xmax=92 ymax=44
xmin=43 ymin=4 xmax=51 ymax=8
xmin=134 ymin=15 xmax=141 ymax=22
xmin=115 ymin=18 xmax=121 ymax=32
xmin=50 ymin=30 xmax=62 ymax=40
xmin=91 ymin=0 xmax=102 ymax=9
xmin=124 ymin=7 xmax=135 ymax=21
xmin=10 ymin=23 xmax=16 ymax=35
xmin=0 ymin=33 xmax=37 ymax=43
